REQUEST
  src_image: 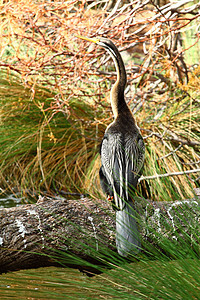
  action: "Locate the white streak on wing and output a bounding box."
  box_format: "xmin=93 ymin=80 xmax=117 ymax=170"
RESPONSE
xmin=101 ymin=132 xmax=145 ymax=211
xmin=101 ymin=134 xmax=124 ymax=210
xmin=117 ymin=144 xmax=124 ymax=210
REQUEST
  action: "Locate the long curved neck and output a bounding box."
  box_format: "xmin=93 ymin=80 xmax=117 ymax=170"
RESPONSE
xmin=106 ymin=46 xmax=129 ymax=119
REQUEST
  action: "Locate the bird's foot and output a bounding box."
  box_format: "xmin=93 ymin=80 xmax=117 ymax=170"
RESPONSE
xmin=107 ymin=195 xmax=114 ymax=202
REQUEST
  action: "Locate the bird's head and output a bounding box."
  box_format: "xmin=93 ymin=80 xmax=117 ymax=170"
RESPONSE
xmin=76 ymin=35 xmax=117 ymax=59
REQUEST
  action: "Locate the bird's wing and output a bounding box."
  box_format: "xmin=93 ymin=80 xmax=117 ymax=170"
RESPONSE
xmin=100 ymin=133 xmax=145 ymax=210
xmin=124 ymin=134 xmax=145 ymax=199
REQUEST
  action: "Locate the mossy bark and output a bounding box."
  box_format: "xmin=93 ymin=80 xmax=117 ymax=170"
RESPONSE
xmin=0 ymin=190 xmax=199 ymax=274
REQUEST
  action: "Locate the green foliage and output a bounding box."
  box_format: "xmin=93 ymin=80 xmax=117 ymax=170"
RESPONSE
xmin=0 ymin=71 xmax=106 ymax=197
xmin=0 ymin=259 xmax=200 ymax=299
xmin=0 ymin=68 xmax=199 ymax=202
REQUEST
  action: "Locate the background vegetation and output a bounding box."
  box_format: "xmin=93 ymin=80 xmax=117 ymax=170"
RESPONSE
xmin=0 ymin=0 xmax=199 ymax=202
xmin=0 ymin=1 xmax=200 ymax=298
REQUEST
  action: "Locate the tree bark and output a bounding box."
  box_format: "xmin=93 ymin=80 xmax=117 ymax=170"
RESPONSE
xmin=0 ymin=196 xmax=116 ymax=274
xmin=0 ymin=190 xmax=199 ymax=274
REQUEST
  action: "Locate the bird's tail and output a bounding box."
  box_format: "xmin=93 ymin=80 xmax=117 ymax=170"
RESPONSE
xmin=116 ymin=200 xmax=140 ymax=257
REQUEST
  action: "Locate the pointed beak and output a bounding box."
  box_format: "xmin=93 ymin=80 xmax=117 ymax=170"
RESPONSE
xmin=76 ymin=35 xmax=100 ymax=44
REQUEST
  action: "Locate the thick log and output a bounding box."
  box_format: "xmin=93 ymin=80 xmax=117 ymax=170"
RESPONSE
xmin=0 ymin=190 xmax=200 ymax=274
xmin=0 ymin=196 xmax=116 ymax=274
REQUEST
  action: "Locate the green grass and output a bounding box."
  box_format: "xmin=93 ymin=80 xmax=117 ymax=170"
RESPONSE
xmin=0 ymin=259 xmax=200 ymax=299
xmin=0 ymin=68 xmax=199 ymax=202
xmin=0 ymin=71 xmax=106 ymax=197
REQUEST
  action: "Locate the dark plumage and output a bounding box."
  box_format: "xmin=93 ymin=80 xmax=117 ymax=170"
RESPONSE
xmin=78 ymin=36 xmax=145 ymax=256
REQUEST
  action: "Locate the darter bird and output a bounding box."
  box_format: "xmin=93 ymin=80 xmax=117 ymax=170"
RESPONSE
xmin=77 ymin=36 xmax=145 ymax=257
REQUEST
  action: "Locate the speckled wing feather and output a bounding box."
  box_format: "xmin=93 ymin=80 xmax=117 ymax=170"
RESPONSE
xmin=100 ymin=132 xmax=145 ymax=210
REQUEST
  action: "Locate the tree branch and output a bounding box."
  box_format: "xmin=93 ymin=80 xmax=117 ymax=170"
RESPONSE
xmin=139 ymin=169 xmax=200 ymax=182
xmin=0 ymin=191 xmax=199 ymax=274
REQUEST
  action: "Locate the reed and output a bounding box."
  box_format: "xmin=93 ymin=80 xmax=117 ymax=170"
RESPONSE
xmin=0 ymin=66 xmax=199 ymax=202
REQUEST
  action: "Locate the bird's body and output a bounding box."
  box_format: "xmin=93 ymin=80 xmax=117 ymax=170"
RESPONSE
xmin=78 ymin=36 xmax=145 ymax=256
xmin=99 ymin=97 xmax=144 ymax=257
xmin=100 ymin=109 xmax=144 ymax=210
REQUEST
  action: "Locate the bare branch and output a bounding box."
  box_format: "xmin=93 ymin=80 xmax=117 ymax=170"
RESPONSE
xmin=139 ymin=168 xmax=200 ymax=182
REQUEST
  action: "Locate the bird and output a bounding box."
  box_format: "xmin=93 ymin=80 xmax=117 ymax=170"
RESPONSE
xmin=77 ymin=36 xmax=145 ymax=257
